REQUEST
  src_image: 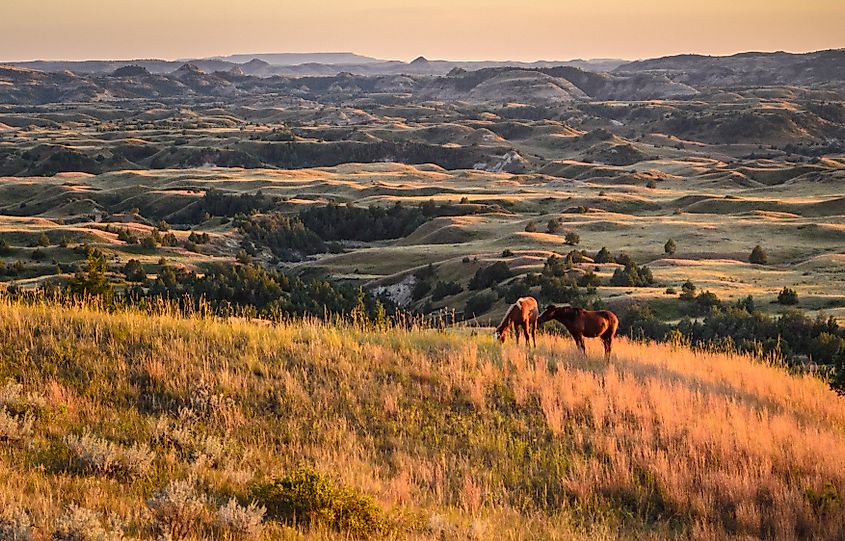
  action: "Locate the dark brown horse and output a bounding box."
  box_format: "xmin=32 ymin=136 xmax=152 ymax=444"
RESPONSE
xmin=495 ymin=297 xmax=539 ymax=347
xmin=538 ymin=304 xmax=618 ymax=357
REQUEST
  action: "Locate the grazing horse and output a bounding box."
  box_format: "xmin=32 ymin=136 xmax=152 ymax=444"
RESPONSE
xmin=538 ymin=305 xmax=618 ymax=358
xmin=494 ymin=297 xmax=539 ymax=347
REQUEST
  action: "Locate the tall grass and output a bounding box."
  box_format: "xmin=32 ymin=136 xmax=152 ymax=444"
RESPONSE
xmin=0 ymin=297 xmax=842 ymax=539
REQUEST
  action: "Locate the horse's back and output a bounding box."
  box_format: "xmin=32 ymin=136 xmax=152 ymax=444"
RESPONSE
xmin=595 ymin=310 xmax=619 ymax=333
xmin=517 ymin=297 xmax=539 ymax=319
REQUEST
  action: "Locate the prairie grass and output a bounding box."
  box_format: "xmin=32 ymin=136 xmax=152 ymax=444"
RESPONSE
xmin=0 ymin=298 xmax=842 ymax=539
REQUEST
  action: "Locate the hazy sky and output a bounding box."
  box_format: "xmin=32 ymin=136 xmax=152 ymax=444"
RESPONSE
xmin=1 ymin=0 xmax=843 ymax=62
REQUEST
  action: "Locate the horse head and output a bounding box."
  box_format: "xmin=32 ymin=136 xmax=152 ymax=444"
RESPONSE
xmin=538 ymin=304 xmax=576 ymax=325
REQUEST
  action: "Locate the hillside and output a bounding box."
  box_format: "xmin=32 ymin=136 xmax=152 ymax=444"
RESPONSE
xmin=0 ymin=300 xmax=843 ymax=539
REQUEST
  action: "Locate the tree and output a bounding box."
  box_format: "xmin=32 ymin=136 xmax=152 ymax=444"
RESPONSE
xmin=546 ymin=218 xmax=562 ymax=234
xmin=664 ymin=238 xmax=677 ymax=255
xmin=679 ymin=280 xmax=697 ymax=301
xmin=67 ymin=249 xmax=113 ymax=303
xmin=564 ymin=231 xmax=580 ymax=246
xmin=123 ymin=259 xmax=146 ymax=282
xmin=750 ymin=245 xmax=768 ymax=265
xmin=777 ymin=287 xmax=799 ymax=305
xmin=37 ymin=233 xmax=50 ymax=247
xmin=464 ymin=292 xmax=496 ymax=318
xmin=594 ymin=247 xmax=612 ymax=264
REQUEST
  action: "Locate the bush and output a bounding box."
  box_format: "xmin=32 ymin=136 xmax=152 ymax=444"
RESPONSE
xmin=501 ymin=249 xmax=514 ymax=257
xmin=431 ymin=280 xmax=463 ymax=302
xmin=464 ymin=292 xmax=496 ymax=317
xmin=664 ymin=238 xmax=677 ymax=255
xmin=750 ymin=245 xmax=768 ymax=265
xmin=593 ymin=247 xmax=612 ymax=264
xmin=609 ymin=262 xmax=654 ymax=287
xmin=524 ymin=222 xmax=537 ymax=233
xmin=37 ymin=233 xmax=50 ymax=247
xmin=53 ymin=505 xmax=123 ymax=541
xmin=546 ymin=218 xmax=562 ymax=234
xmin=0 ymin=506 xmax=32 ymax=541
xmin=252 ymin=467 xmax=387 ymax=537
xmin=564 ymin=231 xmax=580 ymax=245
xmin=216 ymin=499 xmax=266 ymax=539
xmin=777 ymin=287 xmax=799 ymax=305
xmin=679 ymin=280 xmax=697 ymax=301
xmin=411 ymin=280 xmax=432 ymax=301
xmin=65 ymin=432 xmax=154 ymax=479
xmin=469 ymin=262 xmax=512 ymax=290
xmin=123 ymin=259 xmax=145 ymax=282
xmin=149 ymin=480 xmax=209 ymax=539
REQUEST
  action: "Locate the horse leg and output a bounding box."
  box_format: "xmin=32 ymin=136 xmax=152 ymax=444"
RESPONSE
xmin=531 ymin=321 xmax=537 ymax=348
xmin=575 ymin=334 xmax=587 ymax=356
xmin=602 ymin=333 xmax=612 ymax=359
xmin=514 ymin=325 xmax=520 ymax=345
xmin=522 ymin=321 xmax=531 ymax=348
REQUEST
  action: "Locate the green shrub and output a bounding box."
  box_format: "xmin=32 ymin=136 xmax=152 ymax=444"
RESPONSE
xmin=252 ymin=467 xmax=386 ymax=537
xmin=469 ymin=262 xmax=512 ymax=290
xmin=664 ymin=238 xmax=677 ymax=255
xmin=777 ymin=287 xmax=799 ymax=305
xmin=750 ymin=245 xmax=768 ymax=265
xmin=464 ymin=292 xmax=496 ymax=317
xmin=593 ymin=247 xmax=612 ymax=264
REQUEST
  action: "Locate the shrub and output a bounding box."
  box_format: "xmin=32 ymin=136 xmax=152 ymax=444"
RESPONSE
xmin=431 ymin=281 xmax=463 ymax=302
xmin=0 ymin=408 xmax=33 ymax=442
xmin=216 ymin=499 xmax=265 ymax=539
xmin=777 ymin=287 xmax=799 ymax=305
xmin=148 ymin=480 xmax=209 ymax=539
xmin=609 ymin=262 xmax=654 ymax=287
xmin=37 ymin=233 xmax=50 ymax=247
xmin=252 ymin=467 xmax=386 ymax=537
xmin=679 ymin=280 xmax=697 ymax=301
xmin=411 ymin=280 xmax=432 ymax=301
xmin=0 ymin=506 xmax=32 ymax=541
xmin=546 ymin=218 xmax=562 ymax=234
xmin=123 ymin=259 xmax=145 ymax=282
xmin=65 ymin=432 xmax=154 ymax=479
xmin=464 ymin=292 xmax=497 ymax=317
xmin=501 ymin=249 xmax=514 ymax=257
xmin=564 ymin=231 xmax=580 ymax=245
xmin=750 ymin=245 xmax=768 ymax=265
xmin=577 ymin=271 xmax=602 ymax=288
xmin=52 ymin=505 xmax=123 ymax=541
xmin=469 ymin=262 xmax=512 ymax=290
xmin=593 ymin=247 xmax=612 ymax=264
xmin=141 ymin=234 xmax=158 ymax=250
xmin=524 ymin=222 xmax=537 ymax=233
xmin=664 ymin=238 xmax=677 ymax=255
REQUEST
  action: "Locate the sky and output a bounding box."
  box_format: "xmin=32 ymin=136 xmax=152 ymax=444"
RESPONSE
xmin=1 ymin=0 xmax=844 ymax=62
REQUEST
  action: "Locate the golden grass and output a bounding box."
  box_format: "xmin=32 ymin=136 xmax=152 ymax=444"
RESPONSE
xmin=0 ymin=299 xmax=843 ymax=539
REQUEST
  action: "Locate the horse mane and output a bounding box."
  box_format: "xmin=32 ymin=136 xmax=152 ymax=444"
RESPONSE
xmin=496 ymin=301 xmax=520 ymax=333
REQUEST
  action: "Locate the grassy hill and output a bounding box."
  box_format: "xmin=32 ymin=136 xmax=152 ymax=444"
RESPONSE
xmin=0 ymin=300 xmax=843 ymax=539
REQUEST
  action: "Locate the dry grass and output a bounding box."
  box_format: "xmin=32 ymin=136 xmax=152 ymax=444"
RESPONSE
xmin=0 ymin=299 xmax=842 ymax=539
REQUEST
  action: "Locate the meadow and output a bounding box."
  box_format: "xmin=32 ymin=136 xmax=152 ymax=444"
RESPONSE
xmin=0 ymin=298 xmax=842 ymax=539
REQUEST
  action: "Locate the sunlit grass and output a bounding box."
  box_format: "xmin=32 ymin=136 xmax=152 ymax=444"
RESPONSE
xmin=0 ymin=298 xmax=842 ymax=539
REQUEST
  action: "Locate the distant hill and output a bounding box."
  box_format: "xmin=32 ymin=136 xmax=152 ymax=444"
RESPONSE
xmin=615 ymin=49 xmax=845 ymax=86
xmin=212 ymin=52 xmax=385 ymax=65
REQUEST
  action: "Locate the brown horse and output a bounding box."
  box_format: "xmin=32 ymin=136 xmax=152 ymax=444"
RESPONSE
xmin=538 ymin=304 xmax=618 ymax=358
xmin=495 ymin=297 xmax=539 ymax=347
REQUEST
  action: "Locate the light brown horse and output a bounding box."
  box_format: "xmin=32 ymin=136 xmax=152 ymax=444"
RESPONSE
xmin=495 ymin=297 xmax=539 ymax=347
xmin=538 ymin=304 xmax=618 ymax=358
